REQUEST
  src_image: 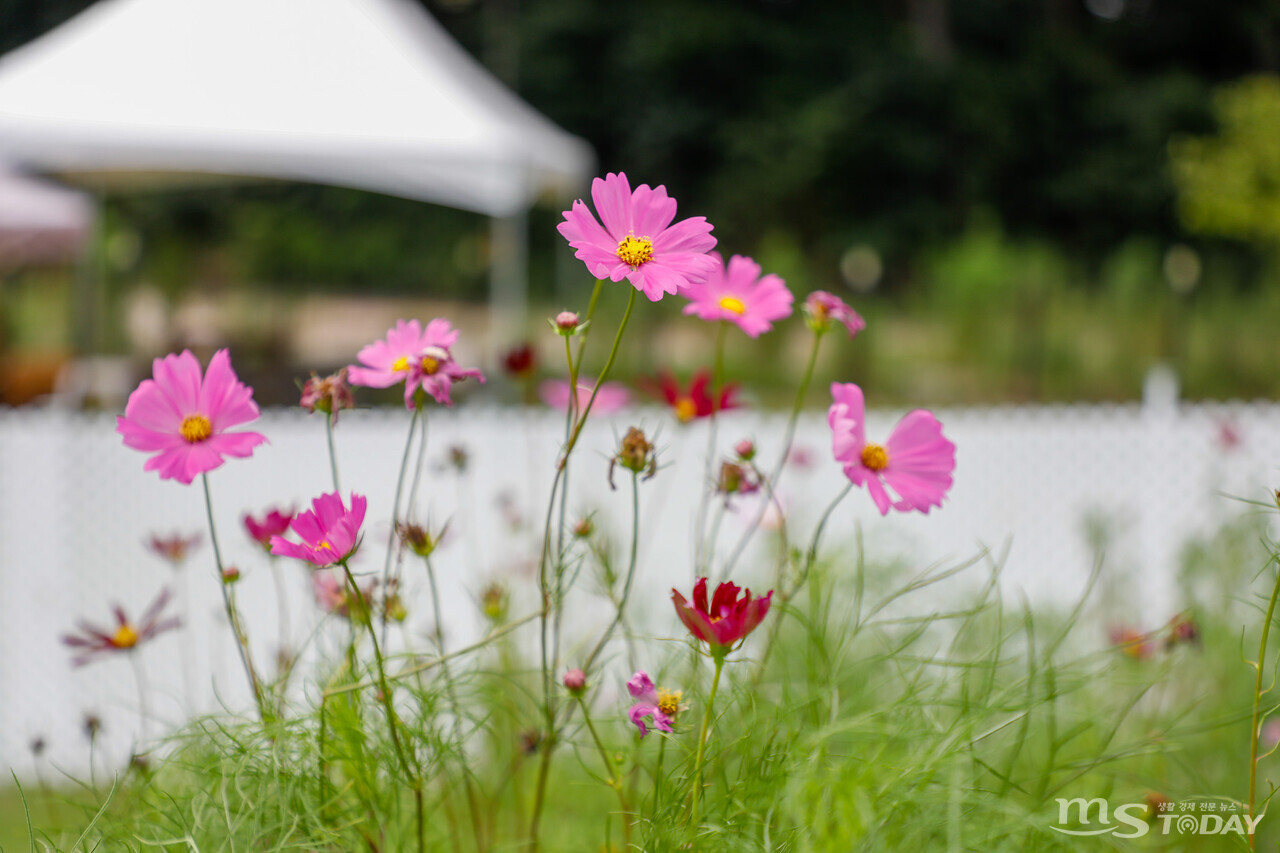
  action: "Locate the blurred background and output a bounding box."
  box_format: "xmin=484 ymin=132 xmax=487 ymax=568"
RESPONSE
xmin=2 ymin=0 xmax=1278 ymax=409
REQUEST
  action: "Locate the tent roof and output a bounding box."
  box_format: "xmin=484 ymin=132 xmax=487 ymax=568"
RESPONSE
xmin=0 ymin=0 xmax=594 ymax=216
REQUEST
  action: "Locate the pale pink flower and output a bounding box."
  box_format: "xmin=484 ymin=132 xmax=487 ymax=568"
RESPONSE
xmin=829 ymin=383 xmax=955 ymax=515
xmin=347 ymin=318 xmax=485 ymax=408
xmin=116 ymin=349 xmax=266 ymax=485
xmin=270 ymin=491 xmax=367 ymax=567
xmin=312 ymin=570 xmax=372 ymax=619
xmin=539 ymin=378 xmax=630 ymax=414
xmin=557 ymin=172 xmax=717 ymax=301
xmin=681 ymin=253 xmax=794 ymax=338
xmin=626 ymin=671 xmax=680 ymax=737
xmin=804 ymin=291 xmax=866 ymax=339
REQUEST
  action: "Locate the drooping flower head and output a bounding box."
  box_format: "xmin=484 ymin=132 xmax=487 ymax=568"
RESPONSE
xmin=147 ymin=532 xmax=200 ymax=566
xmin=626 ymin=670 xmax=684 ymax=736
xmin=539 ymin=378 xmax=630 ymax=415
xmin=347 ymin=319 xmax=485 ymax=408
xmin=557 ymin=172 xmax=717 ymax=301
xmin=804 ymin=291 xmax=866 ymax=339
xmin=270 ymin=491 xmax=367 ymax=567
xmin=645 ymin=369 xmax=740 ymax=423
xmin=681 ymin=253 xmax=794 ymax=338
xmin=672 ymin=578 xmax=772 ymax=655
xmin=243 ymin=506 xmax=295 ymax=550
xmin=62 ymin=588 xmax=181 ymax=667
xmin=116 ymin=349 xmax=267 ymax=485
xmin=300 ymin=367 xmax=356 ymax=420
xmin=829 ymin=383 xmax=955 ymax=516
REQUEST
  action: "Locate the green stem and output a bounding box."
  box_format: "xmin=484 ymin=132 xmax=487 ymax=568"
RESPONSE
xmin=559 ymin=287 xmax=637 ymax=464
xmin=1248 ymin=551 xmax=1280 ymax=849
xmin=584 ymin=472 xmax=642 ymax=673
xmin=576 ymin=695 xmax=631 ymax=848
xmin=201 ymin=473 xmax=268 ymax=721
xmin=381 ymin=407 xmax=420 ymax=605
xmin=689 ymin=655 xmax=725 ymax=833
xmin=325 ymin=412 xmax=341 ymax=493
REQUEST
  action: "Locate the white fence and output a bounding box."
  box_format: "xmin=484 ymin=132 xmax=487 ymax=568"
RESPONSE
xmin=2 ymin=399 xmax=1277 ymax=782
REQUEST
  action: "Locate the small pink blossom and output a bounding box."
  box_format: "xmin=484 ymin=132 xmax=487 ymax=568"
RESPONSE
xmin=804 ymin=291 xmax=866 ymax=339
xmin=829 ymin=383 xmax=955 ymax=515
xmin=681 ymin=253 xmax=794 ymax=338
xmin=626 ymin=671 xmax=678 ymax=737
xmin=539 ymin=378 xmax=630 ymax=414
xmin=563 ymin=668 xmax=586 ymax=694
xmin=243 ymin=507 xmax=295 ymax=549
xmin=557 ymin=172 xmax=717 ymax=301
xmin=270 ymin=491 xmax=367 ymax=567
xmin=116 ymin=349 xmax=267 ymax=485
xmin=554 ymin=311 xmax=580 ymax=332
xmin=347 ymin=319 xmax=485 ymax=408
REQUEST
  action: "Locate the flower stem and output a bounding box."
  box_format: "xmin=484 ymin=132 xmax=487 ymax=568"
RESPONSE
xmin=689 ymin=654 xmax=725 ymax=833
xmin=381 ymin=406 xmax=420 ymax=648
xmin=200 ymin=473 xmax=268 ymax=722
xmin=129 ymin=652 xmax=149 ymax=745
xmin=721 ymin=330 xmax=824 ymax=576
xmin=1248 ymin=549 xmax=1280 ymax=849
xmin=694 ymin=321 xmax=728 ymax=576
xmin=325 ymin=412 xmax=341 ymax=493
xmin=575 ymin=694 xmax=631 ymax=848
xmin=584 ymin=472 xmax=641 ymax=673
xmin=559 ymin=287 xmax=637 ymax=464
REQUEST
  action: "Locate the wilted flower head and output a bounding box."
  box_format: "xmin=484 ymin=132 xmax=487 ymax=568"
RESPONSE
xmin=243 ymin=506 xmax=295 ymax=549
xmin=398 ymin=520 xmax=447 ymax=559
xmin=672 ymin=578 xmax=771 ymax=655
xmin=82 ymin=714 xmax=102 ymax=741
xmin=681 ymin=253 xmax=794 ymax=338
xmin=539 ymin=378 xmax=630 ymax=415
xmin=62 ymin=588 xmax=182 ymax=666
xmin=347 ymin=318 xmax=485 ymax=408
xmin=29 ymin=737 xmax=46 ymax=757
xmin=116 ymin=349 xmax=267 ymax=485
xmin=448 ymin=444 xmax=469 ymax=473
xmin=717 ymin=461 xmax=759 ymax=497
xmin=803 ymin=291 xmax=866 ymax=339
xmin=148 ymin=532 xmax=200 ymax=566
xmin=627 ymin=671 xmax=684 ymax=736
xmin=270 ymin=491 xmax=367 ymax=567
xmin=557 ymin=172 xmax=717 ymax=301
xmin=300 ymin=367 xmax=355 ymax=420
xmin=829 ymin=383 xmax=955 ymax=515
xmin=610 ymin=427 xmax=657 ymax=488
xmin=646 ymin=370 xmax=740 ymax=424
xmin=573 ymin=517 xmax=594 ymax=538
xmin=480 ymin=581 xmax=509 ymax=624
xmin=501 ymin=342 xmax=538 ymax=379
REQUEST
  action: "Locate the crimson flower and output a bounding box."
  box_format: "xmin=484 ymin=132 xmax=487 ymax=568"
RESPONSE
xmin=646 ymin=369 xmax=740 ymax=423
xmin=501 ymin=343 xmax=538 ymax=379
xmin=62 ymin=588 xmax=181 ymax=667
xmin=243 ymin=506 xmax=295 ymax=549
xmin=116 ymin=349 xmax=266 ymax=484
xmin=672 ymin=578 xmax=772 ymax=655
xmin=270 ymin=491 xmax=367 ymax=567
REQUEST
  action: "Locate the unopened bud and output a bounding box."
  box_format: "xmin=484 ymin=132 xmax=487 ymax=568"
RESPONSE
xmin=734 ymin=439 xmax=755 ymax=461
xmin=563 ymin=668 xmax=587 ymax=695
xmin=222 ymin=566 xmax=241 ymax=584
xmin=573 ymin=517 xmax=594 ymax=538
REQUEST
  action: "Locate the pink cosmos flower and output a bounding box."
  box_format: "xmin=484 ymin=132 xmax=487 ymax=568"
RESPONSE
xmin=672 ymin=578 xmax=772 ymax=653
xmin=804 ymin=291 xmax=866 ymax=339
xmin=681 ymin=253 xmax=794 ymax=338
xmin=556 ymin=172 xmax=717 ymax=301
xmin=627 ymin=671 xmax=683 ymax=737
xmin=147 ymin=532 xmax=200 ymax=565
xmin=116 ymin=349 xmax=267 ymax=485
xmin=312 ymin=570 xmax=373 ymax=619
xmin=828 ymin=383 xmax=955 ymax=516
xmin=347 ymin=318 xmax=485 ymax=408
xmin=300 ymin=367 xmax=355 ymax=420
xmin=62 ymin=588 xmax=181 ymax=667
xmin=243 ymin=506 xmax=295 ymax=549
xmin=270 ymin=491 xmax=367 ymax=567
xmin=539 ymin=378 xmax=630 ymax=414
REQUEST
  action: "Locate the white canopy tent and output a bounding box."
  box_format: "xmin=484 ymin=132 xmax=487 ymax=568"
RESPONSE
xmin=0 ymin=0 xmax=595 ymax=336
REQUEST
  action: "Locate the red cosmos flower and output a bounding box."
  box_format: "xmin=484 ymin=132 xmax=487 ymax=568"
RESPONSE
xmin=243 ymin=506 xmax=295 ymax=550
xmin=501 ymin=343 xmax=538 ymax=379
xmin=62 ymin=588 xmax=182 ymax=667
xmin=646 ymin=370 xmax=740 ymax=424
xmin=672 ymin=578 xmax=771 ymax=655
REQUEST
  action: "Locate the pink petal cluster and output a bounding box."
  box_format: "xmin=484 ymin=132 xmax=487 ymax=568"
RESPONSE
xmin=557 ymin=172 xmax=717 ymax=301
xmin=312 ymin=570 xmax=373 ymax=619
xmin=243 ymin=506 xmax=295 ymax=549
xmin=804 ymin=291 xmax=866 ymax=339
xmin=682 ymin=253 xmax=794 ymax=338
xmin=539 ymin=378 xmax=631 ymax=415
xmin=116 ymin=349 xmax=267 ymax=485
xmin=347 ymin=319 xmax=485 ymax=408
xmin=828 ymin=383 xmax=955 ymax=515
xmin=300 ymin=367 xmax=355 ymax=419
xmin=626 ymin=671 xmax=673 ymax=737
xmin=270 ymin=492 xmax=367 ymax=567
xmin=671 ymin=578 xmax=772 ymax=652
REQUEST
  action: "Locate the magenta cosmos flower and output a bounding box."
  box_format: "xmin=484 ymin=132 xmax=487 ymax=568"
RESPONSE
xmin=270 ymin=491 xmax=367 ymax=567
xmin=244 ymin=506 xmax=295 ymax=550
xmin=539 ymin=378 xmax=631 ymax=414
xmin=116 ymin=349 xmax=266 ymax=485
xmin=828 ymin=383 xmax=955 ymax=515
xmin=626 ymin=671 xmax=684 ymax=737
xmin=682 ymin=253 xmax=794 ymax=338
xmin=347 ymin=318 xmax=485 ymax=408
xmin=557 ymin=172 xmax=717 ymax=301
xmin=62 ymin=588 xmax=181 ymax=667
xmin=804 ymin=291 xmax=866 ymax=339
xmin=672 ymin=578 xmax=772 ymax=654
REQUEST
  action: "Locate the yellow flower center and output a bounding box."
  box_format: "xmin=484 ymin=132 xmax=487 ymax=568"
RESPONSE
xmin=112 ymin=624 xmax=139 ymax=648
xmin=319 ymin=541 xmax=333 ymax=551
xmin=675 ymin=397 xmax=697 ymax=423
xmin=718 ymin=296 xmax=746 ymax=315
xmin=179 ymin=414 xmax=213 ymax=443
xmin=861 ymin=443 xmax=889 ymax=471
xmin=616 ymin=234 xmax=654 ymax=268
xmin=656 ymin=688 xmax=682 ymax=717
xmin=420 ymin=356 xmax=440 ymax=375
xmin=392 ymin=355 xmax=411 ymax=372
